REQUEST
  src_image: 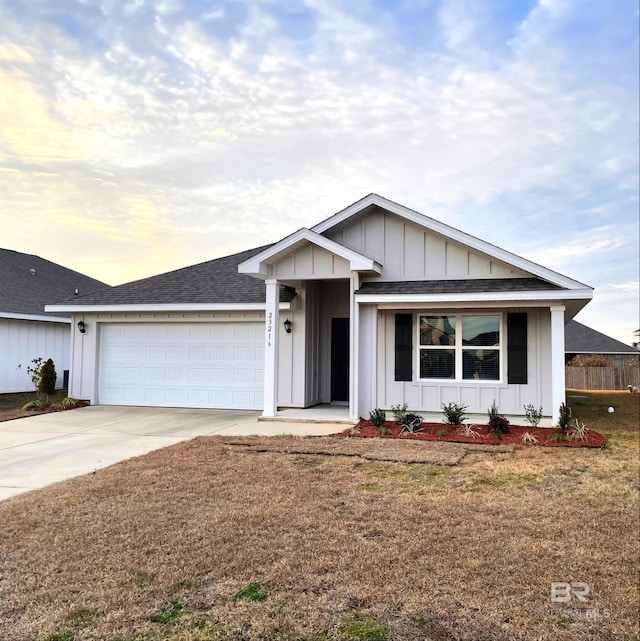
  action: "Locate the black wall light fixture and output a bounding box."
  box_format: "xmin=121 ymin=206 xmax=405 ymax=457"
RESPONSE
xmin=77 ymin=320 xmax=86 ymax=334
xmin=283 ymin=319 xmax=292 ymax=334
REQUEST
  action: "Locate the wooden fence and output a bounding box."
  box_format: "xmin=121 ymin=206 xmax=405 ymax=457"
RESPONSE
xmin=566 ymin=366 xmax=640 ymax=391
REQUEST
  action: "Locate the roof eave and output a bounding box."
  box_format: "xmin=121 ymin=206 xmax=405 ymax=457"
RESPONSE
xmin=312 ymin=194 xmax=592 ymax=291
xmin=45 ymin=302 xmax=294 ymax=313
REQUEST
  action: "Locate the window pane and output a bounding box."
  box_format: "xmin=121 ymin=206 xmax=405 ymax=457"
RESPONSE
xmin=420 ymin=316 xmax=456 ymax=346
xmin=463 ymin=349 xmax=499 ymax=380
xmin=420 ymin=349 xmax=455 ymax=379
xmin=462 ymin=316 xmax=500 ymax=347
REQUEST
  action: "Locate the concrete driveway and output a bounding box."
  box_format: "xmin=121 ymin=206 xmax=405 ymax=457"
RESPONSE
xmin=0 ymin=406 xmax=342 ymax=501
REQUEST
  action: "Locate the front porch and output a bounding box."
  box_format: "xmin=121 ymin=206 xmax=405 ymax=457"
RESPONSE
xmin=258 ymin=404 xmax=356 ymax=425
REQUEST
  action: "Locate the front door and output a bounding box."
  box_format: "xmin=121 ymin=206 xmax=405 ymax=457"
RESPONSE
xmin=331 ymin=317 xmax=349 ymax=402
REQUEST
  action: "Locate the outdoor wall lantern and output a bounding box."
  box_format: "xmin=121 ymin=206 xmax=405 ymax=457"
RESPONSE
xmin=77 ymin=320 xmax=86 ymax=334
xmin=283 ymin=319 xmax=292 ymax=334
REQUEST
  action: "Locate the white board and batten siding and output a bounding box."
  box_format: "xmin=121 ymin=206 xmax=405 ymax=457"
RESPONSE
xmin=99 ymin=322 xmax=264 ymax=409
xmin=0 ymin=319 xmax=69 ymax=393
xmin=327 ymin=208 xmax=527 ymax=281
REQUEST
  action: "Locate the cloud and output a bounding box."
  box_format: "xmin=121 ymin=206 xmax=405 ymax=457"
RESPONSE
xmin=0 ymin=0 xmax=637 ymax=336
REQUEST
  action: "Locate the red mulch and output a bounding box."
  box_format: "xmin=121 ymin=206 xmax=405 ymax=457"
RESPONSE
xmin=0 ymin=402 xmax=89 ymax=424
xmin=333 ymin=420 xmax=606 ymax=448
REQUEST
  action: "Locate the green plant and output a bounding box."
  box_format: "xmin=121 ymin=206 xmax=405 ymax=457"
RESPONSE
xmin=26 ymin=357 xmax=45 ymax=390
xmin=569 ymin=419 xmax=588 ymax=441
xmin=523 ymin=404 xmax=543 ymax=427
xmin=379 ymin=425 xmax=392 ymax=436
xmin=368 ymin=408 xmax=386 ymax=429
xmin=442 ymin=402 xmax=468 ymax=425
xmin=22 ymin=398 xmax=45 ymax=411
xmin=150 ymin=599 xmax=184 ymax=624
xmin=39 ymin=358 xmax=57 ymax=396
xmin=400 ymin=413 xmax=423 ymax=433
xmin=459 ymin=424 xmax=480 ymax=439
xmin=557 ymin=402 xmax=572 ymax=431
xmin=233 ymin=581 xmax=268 ymax=603
xmin=436 ymin=428 xmax=450 ymax=437
xmin=549 ymin=431 xmax=565 ymax=442
xmin=488 ymin=400 xmax=500 ymax=421
xmin=521 ymin=431 xmax=539 ymax=444
xmin=390 ymin=403 xmax=408 ymax=423
xmin=53 ymin=397 xmax=83 ymax=411
xmin=488 ymin=415 xmax=509 ymax=439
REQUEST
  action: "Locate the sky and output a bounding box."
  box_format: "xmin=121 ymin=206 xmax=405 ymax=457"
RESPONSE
xmin=0 ymin=0 xmax=638 ymax=344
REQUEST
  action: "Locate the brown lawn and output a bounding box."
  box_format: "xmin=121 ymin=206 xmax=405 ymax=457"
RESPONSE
xmin=0 ymin=390 xmax=638 ymax=641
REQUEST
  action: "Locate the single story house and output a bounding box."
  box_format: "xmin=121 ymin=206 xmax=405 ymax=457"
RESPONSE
xmin=0 ymin=248 xmax=109 ymax=393
xmin=565 ymin=320 xmax=639 ymax=367
xmin=47 ymin=194 xmax=593 ymax=424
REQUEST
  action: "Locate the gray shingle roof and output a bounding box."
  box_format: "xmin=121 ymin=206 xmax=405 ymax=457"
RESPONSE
xmin=356 ymin=278 xmax=562 ymax=295
xmin=565 ymin=320 xmax=639 ymax=354
xmin=53 ymin=245 xmax=295 ymax=307
xmin=0 ymin=248 xmax=109 ymax=318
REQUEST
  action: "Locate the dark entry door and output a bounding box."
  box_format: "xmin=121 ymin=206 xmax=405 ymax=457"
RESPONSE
xmin=331 ymin=317 xmax=350 ymax=402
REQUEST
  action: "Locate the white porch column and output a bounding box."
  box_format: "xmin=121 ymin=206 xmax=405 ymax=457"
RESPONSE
xmin=550 ymin=305 xmax=566 ymax=425
xmin=263 ymin=279 xmax=279 ymax=417
xmin=349 ymin=272 xmax=360 ymax=420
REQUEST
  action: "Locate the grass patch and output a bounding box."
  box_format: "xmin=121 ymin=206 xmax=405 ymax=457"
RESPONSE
xmin=338 ymin=612 xmax=389 ymax=641
xmin=149 ymin=599 xmax=184 ymax=624
xmin=232 ymin=582 xmax=268 ymax=603
xmin=470 ymin=472 xmax=542 ymax=490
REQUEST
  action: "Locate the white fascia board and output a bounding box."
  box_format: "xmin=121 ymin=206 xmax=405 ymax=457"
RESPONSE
xmin=0 ymin=311 xmax=71 ymax=323
xmin=238 ymin=227 xmax=381 ymax=276
xmin=312 ymin=194 xmax=591 ymax=291
xmin=44 ymin=302 xmax=292 ymax=313
xmin=355 ymin=288 xmax=594 ymax=305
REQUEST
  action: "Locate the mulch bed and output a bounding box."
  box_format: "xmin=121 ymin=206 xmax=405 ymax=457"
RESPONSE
xmin=332 ymin=420 xmax=607 ymax=448
xmin=0 ymin=402 xmax=89 ymax=424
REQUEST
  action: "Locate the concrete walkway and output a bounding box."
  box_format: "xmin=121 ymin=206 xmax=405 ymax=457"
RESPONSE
xmin=0 ymin=406 xmax=343 ymax=501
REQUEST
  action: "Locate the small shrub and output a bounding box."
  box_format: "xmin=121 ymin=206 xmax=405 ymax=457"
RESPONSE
xmin=22 ymin=399 xmax=45 ymax=411
xmin=442 ymin=402 xmax=468 ymax=425
xmin=558 ymin=402 xmax=572 ymax=431
xmin=39 ymin=358 xmax=57 ymax=396
xmin=390 ymin=403 xmax=408 ymax=423
xmin=233 ymin=582 xmax=268 ymax=603
xmin=379 ymin=425 xmax=392 ymax=436
xmin=436 ymin=428 xmax=450 ymax=437
xmin=521 ymin=432 xmax=539 ymax=445
xmin=53 ymin=397 xmax=83 ymax=411
xmin=488 ymin=400 xmax=500 ymax=421
xmin=488 ymin=415 xmax=509 ymax=439
xmin=549 ymin=431 xmax=565 ymax=442
xmin=368 ymin=408 xmax=386 ymax=429
xmin=26 ymin=357 xmax=45 ymax=390
xmin=400 ymin=413 xmax=423 ymax=434
xmin=459 ymin=424 xmax=480 ymax=439
xmin=569 ymin=419 xmax=588 ymax=441
xmin=523 ymin=404 xmax=543 ymax=427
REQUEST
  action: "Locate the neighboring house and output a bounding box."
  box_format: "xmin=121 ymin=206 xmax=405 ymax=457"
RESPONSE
xmin=0 ymin=248 xmax=109 ymax=393
xmin=565 ymin=320 xmax=640 ymax=367
xmin=47 ymin=194 xmax=594 ymax=424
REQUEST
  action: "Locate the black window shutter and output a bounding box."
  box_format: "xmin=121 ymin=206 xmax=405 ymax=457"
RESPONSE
xmin=507 ymin=313 xmax=528 ymax=385
xmin=395 ymin=314 xmax=413 ymax=382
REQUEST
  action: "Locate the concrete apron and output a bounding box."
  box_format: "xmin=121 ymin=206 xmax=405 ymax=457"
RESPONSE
xmin=0 ymin=405 xmax=344 ymax=501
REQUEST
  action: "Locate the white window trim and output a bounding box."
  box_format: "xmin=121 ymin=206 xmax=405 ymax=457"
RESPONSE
xmin=416 ymin=312 xmax=504 ymax=383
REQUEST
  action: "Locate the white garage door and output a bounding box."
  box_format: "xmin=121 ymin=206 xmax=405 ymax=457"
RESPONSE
xmin=99 ymin=323 xmax=264 ymax=409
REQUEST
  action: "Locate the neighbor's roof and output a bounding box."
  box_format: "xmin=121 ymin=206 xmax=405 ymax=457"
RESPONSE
xmin=0 ymin=248 xmax=109 ymax=320
xmin=356 ymin=278 xmax=562 ymax=295
xmin=565 ymin=320 xmax=639 ymax=355
xmin=48 ymin=245 xmax=295 ymax=309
